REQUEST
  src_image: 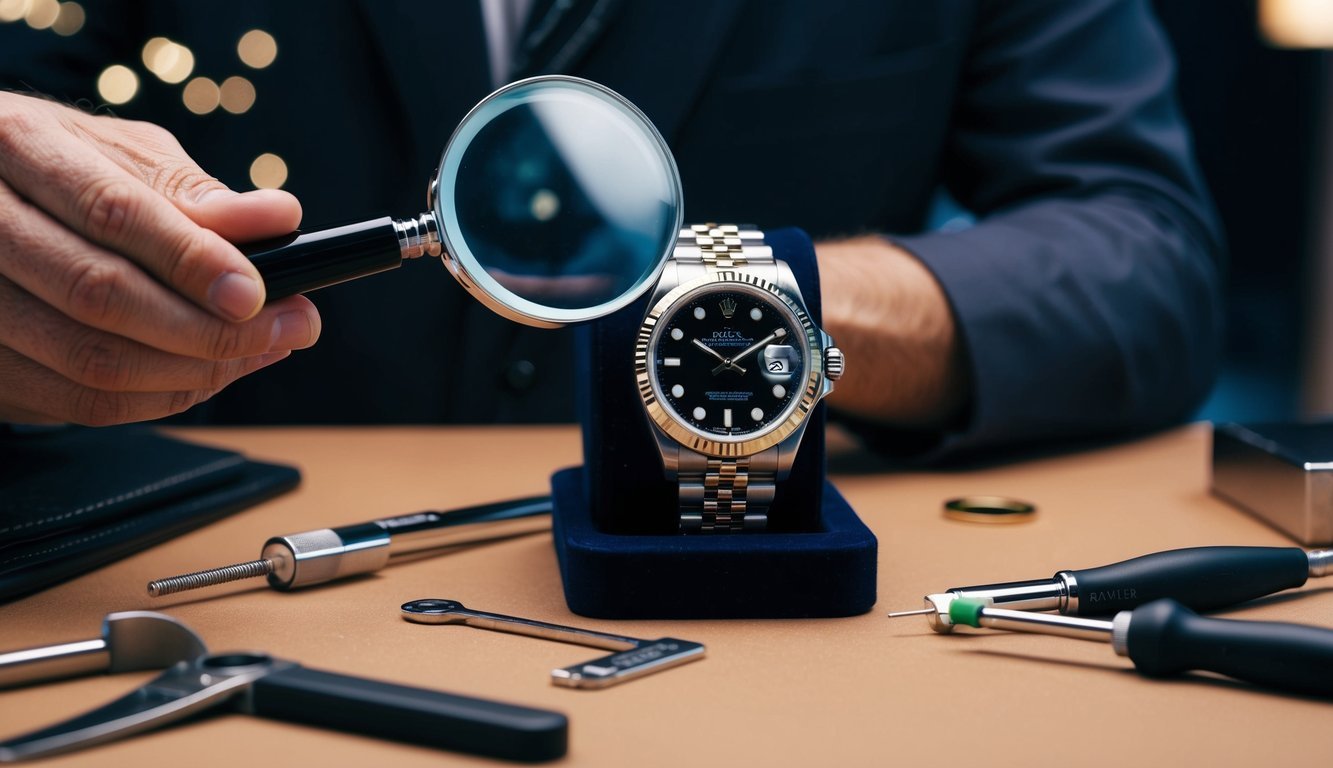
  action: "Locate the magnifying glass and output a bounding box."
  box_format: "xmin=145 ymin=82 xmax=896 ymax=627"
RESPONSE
xmin=243 ymin=76 xmax=683 ymax=328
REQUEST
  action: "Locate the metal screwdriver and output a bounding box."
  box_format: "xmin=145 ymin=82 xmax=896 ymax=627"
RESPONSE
xmin=947 ymin=597 xmax=1333 ymax=698
xmin=887 ymin=546 xmax=1333 ymax=633
xmin=147 ymin=496 xmax=552 ymax=596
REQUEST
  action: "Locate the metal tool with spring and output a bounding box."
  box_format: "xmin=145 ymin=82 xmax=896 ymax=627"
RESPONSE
xmin=401 ymin=599 xmax=706 ymax=689
xmin=887 ymin=545 xmax=1333 ymax=632
xmin=947 ymin=597 xmax=1333 ymax=698
xmin=147 ymin=495 xmax=552 ymax=596
xmin=0 ymin=612 xmax=567 ymax=763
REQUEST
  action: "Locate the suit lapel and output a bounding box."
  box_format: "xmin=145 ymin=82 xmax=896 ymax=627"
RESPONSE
xmin=357 ymin=1 xmax=743 ymax=150
xmin=512 ymin=0 xmax=624 ymax=77
xmin=355 ymin=0 xmax=493 ymax=163
xmin=546 ymin=1 xmax=746 ymax=145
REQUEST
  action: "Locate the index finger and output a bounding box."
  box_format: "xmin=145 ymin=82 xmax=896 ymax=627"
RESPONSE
xmin=0 ymin=103 xmax=265 ymax=321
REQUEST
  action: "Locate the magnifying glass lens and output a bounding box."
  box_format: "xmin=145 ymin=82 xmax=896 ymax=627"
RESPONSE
xmin=243 ymin=77 xmax=681 ymax=328
xmin=439 ymin=79 xmax=680 ymax=321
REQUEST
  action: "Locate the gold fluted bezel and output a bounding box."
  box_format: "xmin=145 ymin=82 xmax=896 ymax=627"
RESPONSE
xmin=635 ymin=270 xmax=824 ymax=457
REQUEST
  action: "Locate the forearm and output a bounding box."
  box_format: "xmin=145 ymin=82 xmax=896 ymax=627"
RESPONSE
xmin=893 ymin=192 xmax=1221 ymax=454
xmin=815 ymin=235 xmax=969 ymax=428
xmin=817 ymin=0 xmax=1224 ymax=457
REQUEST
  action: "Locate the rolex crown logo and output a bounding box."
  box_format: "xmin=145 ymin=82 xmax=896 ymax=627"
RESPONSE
xmin=719 ymin=297 xmax=738 ymax=318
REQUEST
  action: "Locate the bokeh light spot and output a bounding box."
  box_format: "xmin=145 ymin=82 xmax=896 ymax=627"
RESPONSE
xmin=50 ymin=1 xmax=83 ymax=35
xmin=249 ymin=153 xmax=288 ymax=189
xmin=182 ymin=77 xmax=220 ymax=115
xmin=219 ymin=76 xmax=256 ymax=114
xmin=143 ymin=37 xmax=195 ymax=84
xmin=97 ymin=65 xmax=139 ymax=105
xmin=237 ymin=29 xmax=277 ymax=69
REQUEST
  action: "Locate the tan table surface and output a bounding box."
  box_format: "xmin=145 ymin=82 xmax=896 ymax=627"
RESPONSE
xmin=2 ymin=423 xmax=1330 ymax=767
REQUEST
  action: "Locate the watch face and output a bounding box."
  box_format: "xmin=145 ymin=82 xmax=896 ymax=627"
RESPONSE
xmin=651 ymin=286 xmax=806 ymax=439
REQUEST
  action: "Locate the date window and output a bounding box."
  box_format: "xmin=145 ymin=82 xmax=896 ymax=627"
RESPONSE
xmin=762 ymin=345 xmax=798 ymax=380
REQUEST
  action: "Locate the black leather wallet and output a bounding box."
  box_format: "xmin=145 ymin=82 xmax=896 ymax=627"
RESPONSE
xmin=0 ymin=426 xmax=299 ymax=602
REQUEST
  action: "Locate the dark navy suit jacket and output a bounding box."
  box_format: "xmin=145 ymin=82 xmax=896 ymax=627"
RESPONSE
xmin=0 ymin=0 xmax=1223 ymax=458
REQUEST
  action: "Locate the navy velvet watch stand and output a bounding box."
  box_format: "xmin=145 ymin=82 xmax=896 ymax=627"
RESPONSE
xmin=551 ymin=228 xmax=878 ymax=619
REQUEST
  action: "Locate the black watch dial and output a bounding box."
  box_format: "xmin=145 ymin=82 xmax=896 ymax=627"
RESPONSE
xmin=652 ymin=287 xmax=805 ymax=438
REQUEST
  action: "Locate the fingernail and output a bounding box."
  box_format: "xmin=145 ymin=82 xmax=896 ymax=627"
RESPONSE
xmin=256 ymin=350 xmax=291 ymax=368
xmin=208 ymin=272 xmax=263 ymax=321
xmin=269 ymin=310 xmax=313 ymax=351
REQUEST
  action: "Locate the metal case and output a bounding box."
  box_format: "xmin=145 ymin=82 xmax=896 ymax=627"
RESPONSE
xmin=1211 ymin=421 xmax=1333 ymax=545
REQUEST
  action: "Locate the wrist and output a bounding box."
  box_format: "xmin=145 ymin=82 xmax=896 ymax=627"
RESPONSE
xmin=816 ymin=235 xmax=969 ymax=428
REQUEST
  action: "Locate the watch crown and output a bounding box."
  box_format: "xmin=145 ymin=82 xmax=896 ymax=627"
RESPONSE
xmin=824 ymin=347 xmax=845 ymax=381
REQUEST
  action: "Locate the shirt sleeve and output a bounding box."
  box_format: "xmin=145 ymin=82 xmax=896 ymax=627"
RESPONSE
xmin=876 ymin=0 xmax=1224 ymax=460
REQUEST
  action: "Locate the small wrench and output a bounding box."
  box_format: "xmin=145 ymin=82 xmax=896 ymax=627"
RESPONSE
xmin=401 ymin=599 xmax=705 ymax=689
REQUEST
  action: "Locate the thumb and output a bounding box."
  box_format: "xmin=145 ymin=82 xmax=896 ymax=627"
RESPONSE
xmin=182 ymin=187 xmax=304 ymax=244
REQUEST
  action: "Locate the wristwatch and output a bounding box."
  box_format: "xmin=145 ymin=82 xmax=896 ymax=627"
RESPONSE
xmin=634 ymin=224 xmax=845 ymax=533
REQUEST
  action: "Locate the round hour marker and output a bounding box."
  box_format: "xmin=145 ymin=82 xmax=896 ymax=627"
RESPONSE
xmin=750 ymin=307 xmax=763 ymax=321
xmin=671 ymin=384 xmax=685 ymax=398
xmin=772 ymin=385 xmax=786 ymax=399
xmin=671 ymin=328 xmax=684 ymax=341
xmin=693 ymin=407 xmax=707 ymax=421
xmin=751 ymin=407 xmax=764 ymax=421
xmin=693 ymin=307 xmax=706 ymax=320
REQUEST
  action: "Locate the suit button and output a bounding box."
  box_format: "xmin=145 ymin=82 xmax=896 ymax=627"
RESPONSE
xmin=505 ymin=360 xmax=537 ymax=391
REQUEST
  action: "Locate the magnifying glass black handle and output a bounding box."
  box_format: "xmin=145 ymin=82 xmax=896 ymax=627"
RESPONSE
xmin=242 ymin=216 xmax=406 ymax=300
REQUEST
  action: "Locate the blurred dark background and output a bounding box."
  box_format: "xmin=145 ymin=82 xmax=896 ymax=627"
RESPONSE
xmin=1152 ymin=0 xmax=1330 ymax=422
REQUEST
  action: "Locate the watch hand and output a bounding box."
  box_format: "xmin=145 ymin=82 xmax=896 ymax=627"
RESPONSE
xmin=692 ymin=338 xmax=747 ymax=375
xmin=691 ymin=338 xmax=728 ymax=363
xmin=712 ymin=328 xmax=785 ymax=375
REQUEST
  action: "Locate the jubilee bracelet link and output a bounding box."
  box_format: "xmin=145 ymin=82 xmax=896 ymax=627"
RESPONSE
xmin=670 ymin=225 xmax=778 ymax=533
xmin=674 ymin=224 xmax=772 ymax=276
xmin=677 ymin=455 xmax=777 ymax=533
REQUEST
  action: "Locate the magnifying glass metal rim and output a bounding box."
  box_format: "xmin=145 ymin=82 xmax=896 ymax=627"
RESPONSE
xmin=242 ymin=75 xmax=681 ymax=329
xmin=430 ymin=74 xmax=684 ymax=328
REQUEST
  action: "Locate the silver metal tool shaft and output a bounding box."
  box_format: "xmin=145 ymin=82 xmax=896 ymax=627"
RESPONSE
xmin=964 ymin=604 xmax=1116 ymax=643
xmin=886 ymin=607 xmax=935 ymax=618
xmin=0 ymin=612 xmax=206 ymax=689
xmin=147 ymin=496 xmax=552 ymax=596
xmin=401 ymin=599 xmax=642 ymax=650
xmin=401 ymin=599 xmax=706 ymax=689
xmin=961 ymin=598 xmax=1333 ymax=697
xmin=889 ymin=577 xmax=1073 ymax=633
xmin=1311 ymin=549 xmax=1333 ymax=577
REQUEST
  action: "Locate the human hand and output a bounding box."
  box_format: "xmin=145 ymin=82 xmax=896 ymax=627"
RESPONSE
xmin=0 ymin=93 xmax=320 ymax=425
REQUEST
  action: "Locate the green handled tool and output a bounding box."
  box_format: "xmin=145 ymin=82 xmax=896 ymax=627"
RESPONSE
xmin=949 ymin=597 xmax=1333 ymax=698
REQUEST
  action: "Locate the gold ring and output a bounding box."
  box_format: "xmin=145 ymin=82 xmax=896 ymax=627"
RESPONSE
xmin=943 ymin=496 xmax=1037 ymax=524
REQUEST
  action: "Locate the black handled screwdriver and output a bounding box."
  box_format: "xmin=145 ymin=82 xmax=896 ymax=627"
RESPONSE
xmin=888 ymin=546 xmax=1333 ymax=633
xmin=947 ymin=597 xmax=1333 ymax=698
